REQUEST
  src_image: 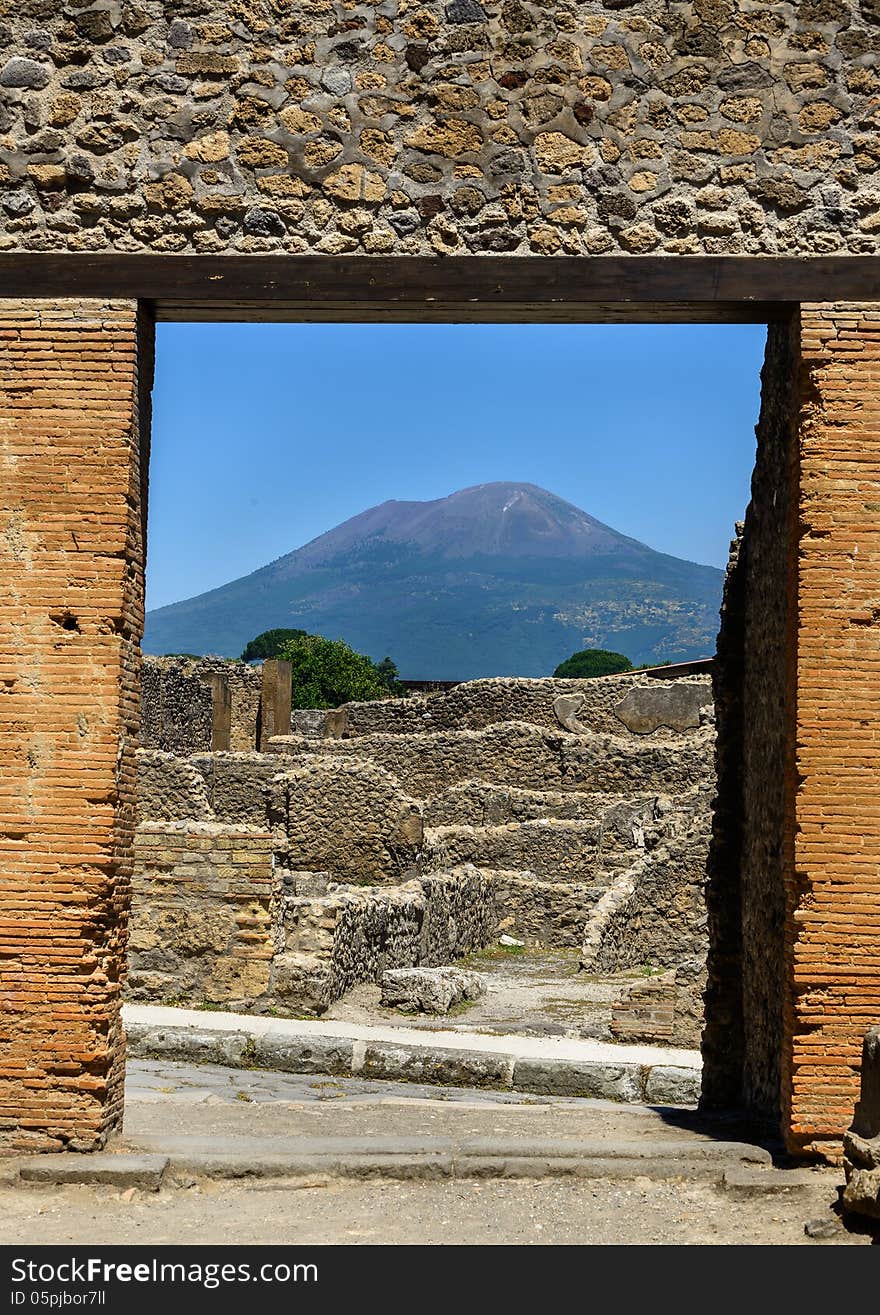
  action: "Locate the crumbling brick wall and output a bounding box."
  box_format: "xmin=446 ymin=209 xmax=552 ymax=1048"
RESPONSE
xmin=0 ymin=298 xmax=152 ymax=1151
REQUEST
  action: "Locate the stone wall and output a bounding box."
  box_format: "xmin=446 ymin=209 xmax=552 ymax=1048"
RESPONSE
xmin=271 ymin=758 xmax=424 ymax=885
xmin=592 ymin=791 xmax=711 ymax=972
xmin=128 ymin=820 xmax=278 ymax=1008
xmin=276 ymin=866 xmax=497 ymax=1013
xmin=136 ymin=749 xmax=212 ymax=822
xmin=139 ymin=656 xmax=264 ymax=754
xmin=139 ymin=657 xmax=213 ymax=755
xmin=1 ymin=4 xmax=879 ymax=259
xmin=0 ymin=298 xmax=150 ymax=1152
xmin=326 ymin=673 xmax=713 ymax=739
xmin=269 ymin=719 xmax=714 ymax=798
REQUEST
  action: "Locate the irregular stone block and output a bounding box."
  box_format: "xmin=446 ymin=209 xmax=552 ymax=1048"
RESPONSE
xmin=380 ymin=966 xmax=486 ymax=1014
xmin=613 ymin=682 xmax=710 ymax=735
xmin=843 ymin=1026 xmax=880 ymax=1219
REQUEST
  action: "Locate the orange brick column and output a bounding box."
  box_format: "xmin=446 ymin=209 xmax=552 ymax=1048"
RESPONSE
xmin=0 ymin=300 xmax=152 ymax=1151
xmin=784 ymin=304 xmax=880 ymax=1157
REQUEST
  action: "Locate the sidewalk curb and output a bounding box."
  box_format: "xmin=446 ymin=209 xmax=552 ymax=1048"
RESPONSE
xmin=125 ymin=1021 xmax=702 ymax=1106
xmin=7 ymin=1137 xmax=772 ymax=1188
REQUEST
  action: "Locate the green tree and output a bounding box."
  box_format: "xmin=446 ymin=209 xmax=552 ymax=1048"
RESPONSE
xmin=373 ymin=655 xmax=408 ymax=696
xmin=278 ymin=633 xmax=397 ymax=709
xmin=553 ymin=648 xmax=633 ymax=679
xmin=241 ymin=628 xmax=308 ymax=663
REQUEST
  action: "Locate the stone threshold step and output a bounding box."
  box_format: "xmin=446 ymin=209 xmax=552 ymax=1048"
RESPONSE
xmin=124 ymin=1004 xmax=702 ymax=1106
xmin=8 ymin=1137 xmax=776 ymax=1188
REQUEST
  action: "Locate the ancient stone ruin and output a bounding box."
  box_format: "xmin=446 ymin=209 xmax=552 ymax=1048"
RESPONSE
xmin=129 ymin=669 xmax=714 ymax=1046
xmin=2 ymin=0 xmax=880 ymax=1164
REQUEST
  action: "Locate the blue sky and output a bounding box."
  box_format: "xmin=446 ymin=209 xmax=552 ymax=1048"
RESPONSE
xmin=146 ymin=322 xmax=767 ymax=612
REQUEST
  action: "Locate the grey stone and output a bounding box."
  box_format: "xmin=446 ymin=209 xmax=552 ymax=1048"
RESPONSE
xmin=804 ymin=1216 xmax=844 ymax=1239
xmin=361 ymin=1043 xmax=513 ymax=1089
xmin=252 ymin=1034 xmax=353 ymax=1076
xmin=103 ymin=47 xmax=131 ymax=65
xmin=20 ymin=1155 xmax=168 ymax=1190
xmin=321 ymin=66 xmax=352 ymax=97
xmin=553 ymin=694 xmax=587 ymax=733
xmin=169 ymin=20 xmax=194 ymax=49
xmin=153 ymin=74 xmax=189 ymax=95
xmin=644 ymin=1065 xmax=702 ymax=1106
xmin=389 ymin=208 xmax=421 ymax=236
xmin=843 ymin=1026 xmax=880 ymax=1220
xmin=446 ymin=0 xmax=487 ymax=21
xmin=0 ymin=57 xmax=51 ymax=89
xmin=2 ymin=192 xmax=35 ymax=217
xmin=514 ymin=1059 xmax=644 ymax=1101
xmin=613 ymin=682 xmax=709 ymax=735
xmin=243 ymin=207 xmax=285 ymax=237
xmin=716 ymin=61 xmax=773 ymax=91
xmin=381 ymin=966 xmax=486 ymax=1014
xmin=722 ymin=1166 xmax=820 ymax=1198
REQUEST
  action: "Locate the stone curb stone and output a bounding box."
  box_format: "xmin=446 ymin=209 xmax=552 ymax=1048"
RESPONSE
xmin=18 ymin=1155 xmax=169 ymax=1190
xmin=721 ymin=1166 xmax=824 ymax=1198
xmin=126 ymin=1023 xmax=252 ymax=1068
xmin=9 ymin=1139 xmax=773 ymax=1187
xmin=644 ymin=1065 xmax=702 ymax=1105
xmin=512 ymin=1059 xmax=644 ymax=1102
xmin=360 ymin=1043 xmax=515 ymax=1089
xmin=252 ymin=1034 xmax=354 ymax=1076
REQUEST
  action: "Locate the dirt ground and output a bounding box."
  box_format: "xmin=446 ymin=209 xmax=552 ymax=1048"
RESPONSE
xmin=323 ymin=946 xmax=647 ymax=1040
xmin=0 ymin=1175 xmax=868 ymax=1247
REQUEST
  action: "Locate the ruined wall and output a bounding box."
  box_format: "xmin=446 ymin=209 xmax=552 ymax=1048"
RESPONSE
xmin=594 ymin=791 xmax=711 ymax=971
xmin=337 ymin=674 xmax=713 ymax=740
xmin=136 ymin=748 xmax=212 ymax=822
xmin=128 ymin=820 xmax=278 ymax=1007
xmin=269 ymin=720 xmax=714 ymax=797
xmin=276 ymin=866 xmax=497 ymax=1013
xmin=139 ymin=655 xmax=266 ymax=753
xmin=139 ymin=657 xmax=213 ymax=755
xmin=700 ymin=524 xmax=746 ymax=1108
xmin=1 ymin=4 xmax=879 ymax=258
xmin=271 ymin=758 xmax=424 ymax=885
xmin=702 ymin=318 xmax=798 ymax=1132
xmin=0 ymin=298 xmax=150 ymax=1151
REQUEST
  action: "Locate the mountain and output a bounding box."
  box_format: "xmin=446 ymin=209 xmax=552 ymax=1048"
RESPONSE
xmin=143 ymin=482 xmax=724 ymax=678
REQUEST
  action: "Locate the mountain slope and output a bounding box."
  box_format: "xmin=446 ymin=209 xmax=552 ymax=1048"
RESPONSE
xmin=144 ymin=482 xmax=724 ymax=677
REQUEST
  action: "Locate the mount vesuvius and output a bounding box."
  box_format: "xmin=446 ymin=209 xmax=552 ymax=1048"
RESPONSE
xmin=143 ymin=482 xmax=724 ymax=678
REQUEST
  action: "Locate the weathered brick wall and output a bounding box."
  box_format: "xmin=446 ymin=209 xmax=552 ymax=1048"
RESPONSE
xmin=786 ymin=304 xmax=880 ymax=1158
xmin=707 ymin=304 xmax=880 ymax=1159
xmin=1 ymin=3 xmax=879 ymax=258
xmin=127 ymin=821 xmax=278 ymax=1007
xmin=0 ymin=298 xmax=151 ymax=1151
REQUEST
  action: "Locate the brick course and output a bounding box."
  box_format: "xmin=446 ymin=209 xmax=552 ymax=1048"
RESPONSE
xmin=0 ymin=299 xmax=151 ymax=1151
